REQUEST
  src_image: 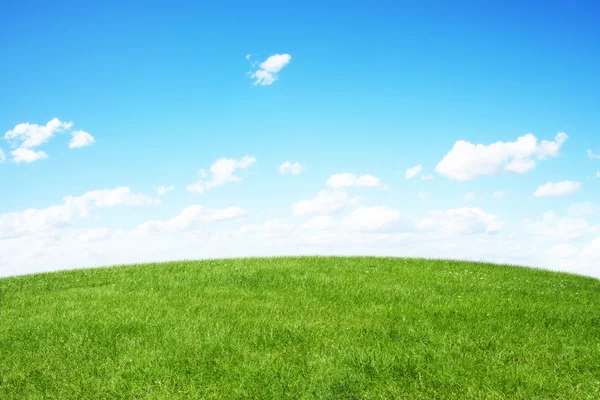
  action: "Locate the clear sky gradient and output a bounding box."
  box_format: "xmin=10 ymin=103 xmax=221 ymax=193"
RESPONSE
xmin=1 ymin=0 xmax=599 ymax=277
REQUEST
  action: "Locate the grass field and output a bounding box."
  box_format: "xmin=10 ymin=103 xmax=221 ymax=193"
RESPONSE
xmin=1 ymin=257 xmax=599 ymax=399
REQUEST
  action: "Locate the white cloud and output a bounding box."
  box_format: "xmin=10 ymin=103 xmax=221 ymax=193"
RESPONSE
xmin=10 ymin=148 xmax=48 ymax=163
xmin=417 ymin=208 xmax=502 ymax=235
xmin=418 ymin=191 xmax=429 ymax=200
xmin=533 ymin=181 xmax=580 ymax=197
xmin=68 ymin=130 xmax=95 ymax=149
xmin=186 ymin=156 xmax=256 ymax=193
xmin=587 ymin=149 xmax=600 ymax=160
xmin=239 ymin=219 xmax=294 ymax=239
xmin=4 ymin=118 xmax=73 ymax=149
xmin=327 ymin=173 xmax=385 ymax=189
xmin=464 ymin=192 xmax=476 ymax=201
xmin=292 ymin=190 xmax=358 ymax=216
xmin=301 ymin=216 xmax=337 ymax=231
xmin=597 ymin=171 xmax=600 ymax=178
xmin=3 ymin=118 xmax=96 ymax=162
xmin=405 ymin=164 xmax=422 ymax=179
xmin=421 ymin=174 xmax=434 ymax=181
xmin=134 ymin=205 xmax=247 ymax=236
xmin=155 ymin=185 xmax=175 ymax=196
xmin=279 ymin=161 xmax=304 ymax=175
xmin=435 ymin=132 xmax=567 ymax=181
xmin=492 ymin=191 xmax=505 ymax=198
xmin=524 ymin=211 xmax=599 ymax=242
xmin=341 ymin=206 xmax=401 ymax=233
xmin=250 ymin=53 xmax=291 ymax=85
xmin=0 ymin=187 xmax=158 ymax=239
xmin=0 ymin=148 xmax=5 ymax=163
xmin=245 ymin=54 xmax=251 ymax=60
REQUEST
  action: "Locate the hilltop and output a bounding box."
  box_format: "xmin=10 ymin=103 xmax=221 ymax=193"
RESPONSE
xmin=1 ymin=257 xmax=599 ymax=399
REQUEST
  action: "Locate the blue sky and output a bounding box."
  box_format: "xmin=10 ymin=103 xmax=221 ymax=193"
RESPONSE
xmin=1 ymin=0 xmax=599 ymax=277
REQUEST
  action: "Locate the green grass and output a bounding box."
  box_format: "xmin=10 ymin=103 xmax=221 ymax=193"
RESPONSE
xmin=1 ymin=257 xmax=600 ymax=399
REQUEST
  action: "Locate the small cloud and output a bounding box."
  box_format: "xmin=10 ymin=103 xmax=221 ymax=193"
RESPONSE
xmin=155 ymin=185 xmax=175 ymax=196
xmin=421 ymin=174 xmax=434 ymax=181
xmin=249 ymin=53 xmax=291 ymax=85
xmin=292 ymin=190 xmax=357 ymax=216
xmin=279 ymin=161 xmax=304 ymax=175
xmin=534 ymin=181 xmax=581 ymax=197
xmin=186 ymin=156 xmax=257 ymax=193
xmin=587 ymin=149 xmax=600 ymax=160
xmin=11 ymin=148 xmax=48 ymax=163
xmin=3 ymin=118 xmax=93 ymax=162
xmin=418 ymin=191 xmax=429 ymax=200
xmin=597 ymin=171 xmax=600 ymax=178
xmin=0 ymin=148 xmax=5 ymax=163
xmin=245 ymin=54 xmax=251 ymax=60
xmin=435 ymin=132 xmax=567 ymax=181
xmin=492 ymin=191 xmax=505 ymax=198
xmin=327 ymin=173 xmax=385 ymax=189
xmin=68 ymin=130 xmax=95 ymax=149
xmin=464 ymin=192 xmax=476 ymax=201
xmin=405 ymin=164 xmax=422 ymax=180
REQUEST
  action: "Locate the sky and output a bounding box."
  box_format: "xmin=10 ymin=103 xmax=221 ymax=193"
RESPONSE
xmin=1 ymin=0 xmax=599 ymax=278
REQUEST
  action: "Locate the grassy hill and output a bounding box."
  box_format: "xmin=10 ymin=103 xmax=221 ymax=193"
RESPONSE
xmin=1 ymin=256 xmax=599 ymax=399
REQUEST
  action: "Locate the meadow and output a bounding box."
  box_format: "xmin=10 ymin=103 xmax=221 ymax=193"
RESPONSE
xmin=1 ymin=256 xmax=599 ymax=399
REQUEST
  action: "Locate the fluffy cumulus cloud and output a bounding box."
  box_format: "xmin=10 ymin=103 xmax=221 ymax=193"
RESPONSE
xmin=0 ymin=187 xmax=158 ymax=239
xmin=68 ymin=130 xmax=95 ymax=148
xmin=435 ymin=132 xmax=567 ymax=181
xmin=155 ymin=185 xmax=175 ymax=196
xmin=416 ymin=207 xmax=502 ymax=235
xmin=279 ymin=161 xmax=304 ymax=175
xmin=133 ymin=205 xmax=246 ymax=236
xmin=533 ymin=181 xmax=581 ymax=197
xmin=10 ymin=148 xmax=48 ymax=163
xmin=341 ymin=206 xmax=401 ymax=233
xmin=405 ymin=164 xmax=422 ymax=179
xmin=249 ymin=53 xmax=291 ymax=85
xmin=186 ymin=156 xmax=256 ymax=193
xmin=4 ymin=118 xmax=72 ymax=149
xmin=292 ymin=190 xmax=359 ymax=216
xmin=3 ymin=118 xmax=94 ymax=163
xmin=326 ymin=173 xmax=385 ymax=189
